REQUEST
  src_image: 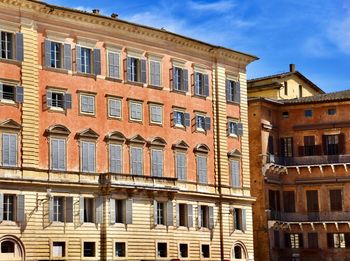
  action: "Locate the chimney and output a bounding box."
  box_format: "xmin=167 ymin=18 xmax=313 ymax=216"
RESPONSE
xmin=111 ymin=13 xmax=118 ymax=19
xmin=92 ymin=9 xmax=100 ymax=14
xmin=289 ymin=63 xmax=296 ymax=72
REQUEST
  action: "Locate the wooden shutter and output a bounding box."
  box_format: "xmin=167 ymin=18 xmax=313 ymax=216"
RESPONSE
xmin=81 ymin=142 xmax=88 ymax=172
xmin=0 ymin=193 xmax=3 ymax=221
xmin=231 ymin=160 xmax=240 ymax=187
xmin=46 ymin=90 xmax=52 ymax=108
xmin=140 ymin=59 xmax=147 ymax=83
xmin=44 ymin=39 xmax=51 ymax=67
xmin=125 ymin=199 xmax=133 ymax=224
xmin=65 ymin=197 xmax=73 ymax=223
xmin=110 ymin=144 xmax=122 ymax=173
xmin=16 ymin=194 xmax=25 ymax=223
xmin=171 ymin=67 xmax=176 ymax=90
xmin=64 ymin=43 xmax=72 ymax=70
xmin=197 ymin=204 xmax=202 ymax=228
xmin=58 ymin=139 xmax=65 ymax=170
xmin=235 ymin=81 xmax=241 ymax=103
xmin=2 ymin=134 xmax=9 ymax=166
xmin=338 ymin=133 xmax=345 ymax=154
xmin=204 ymin=117 xmax=211 ymax=130
xmin=345 ymin=233 xmax=350 ymax=248
xmin=126 ymin=57 xmax=132 ymax=81
xmin=283 ymin=191 xmax=295 ymax=213
xmin=0 ymin=83 xmax=3 ymax=100
xmin=75 ymin=45 xmax=81 ymax=72
xmin=203 ymin=74 xmax=209 ymax=97
xmin=237 ymin=123 xmax=244 ymax=136
xmin=166 ymin=201 xmax=173 ymax=226
xmin=187 ymin=204 xmax=193 ymax=227
xmin=280 ymin=138 xmax=285 ymax=157
xmin=153 ymin=200 xmax=158 ymax=225
xmin=184 ymin=113 xmax=190 ymax=127
xmin=79 ymin=196 xmax=84 ymax=223
xmin=110 ymin=198 xmax=116 ymax=224
xmin=48 ymin=196 xmax=54 ymax=222
xmin=327 ymin=233 xmax=334 ymax=248
xmin=242 ymin=209 xmax=247 ymax=231
xmin=95 ymin=196 xmax=103 ymax=224
xmin=51 ymin=139 xmax=58 ymax=169
xmin=299 ymin=234 xmax=304 ymax=248
xmin=93 ymin=48 xmax=101 ymax=75
xmin=6 ymin=134 xmax=17 ymax=167
xmin=308 ymin=233 xmax=318 ymax=249
xmin=15 ymin=86 xmax=24 ymax=103
xmin=89 ymin=142 xmax=95 ymax=172
xmin=182 ymin=69 xmax=188 ymax=92
xmin=15 ymin=32 xmax=24 ymax=62
xmin=194 ymin=72 xmax=200 ymax=95
xmin=176 ymin=204 xmax=180 ymax=226
xmin=226 ymin=80 xmax=230 ymax=101
xmin=64 ymin=93 xmax=72 ymax=109
xmin=322 ymin=135 xmax=327 ymax=155
xmin=208 ymin=206 xmax=214 ymax=229
xmin=330 ymin=189 xmax=342 ymax=211
xmin=284 ymin=233 xmax=291 ymax=248
xmin=108 ymin=52 xmax=115 ymax=77
xmin=306 ymin=190 xmax=319 ymax=212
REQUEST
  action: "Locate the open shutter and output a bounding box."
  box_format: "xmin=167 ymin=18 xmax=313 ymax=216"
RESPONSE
xmin=79 ymin=196 xmax=84 ymax=223
xmin=183 ymin=69 xmax=188 ymax=92
xmin=187 ymin=204 xmax=193 ymax=227
xmin=15 ymin=86 xmax=24 ymax=103
xmin=82 ymin=142 xmax=88 ymax=172
xmin=345 ymin=233 xmax=350 ymax=248
xmin=48 ymin=197 xmax=54 ymax=222
xmin=65 ymin=197 xmax=73 ymax=223
xmin=184 ymin=113 xmax=190 ymax=127
xmin=64 ymin=93 xmax=72 ymax=109
xmin=171 ymin=67 xmax=176 ymax=89
xmin=176 ymin=204 xmax=180 ymax=226
xmin=204 ymin=117 xmax=211 ymax=131
xmin=64 ymin=43 xmax=72 ymax=70
xmin=242 ymin=209 xmax=247 ymax=231
xmin=140 ymin=59 xmax=147 ymax=83
xmin=235 ymin=81 xmax=241 ymax=103
xmin=0 ymin=83 xmax=3 ymax=99
xmin=339 ymin=133 xmax=345 ymax=154
xmin=197 ymin=204 xmax=202 ymax=228
xmin=237 ymin=123 xmax=244 ymax=136
xmin=299 ymin=233 xmax=304 ymax=248
xmin=125 ymin=199 xmax=133 ymax=224
xmin=95 ymin=196 xmax=103 ymax=224
xmin=44 ymin=39 xmax=51 ymax=67
xmin=126 ymin=57 xmax=132 ymax=81
xmin=16 ymin=195 xmax=25 ymax=223
xmin=327 ymin=233 xmax=334 ymax=248
xmin=75 ymin=45 xmax=81 ymax=72
xmin=0 ymin=193 xmax=3 ymax=221
xmin=110 ymin=198 xmax=116 ymax=224
xmin=15 ymin=32 xmax=24 ymax=62
xmin=232 ymin=208 xmax=236 ymax=231
xmin=322 ymin=135 xmax=327 ymax=155
xmin=194 ymin=72 xmax=200 ymax=95
xmin=203 ymin=74 xmax=209 ymax=97
xmin=93 ymin=48 xmax=101 ymax=75
xmin=208 ymin=206 xmax=214 ymax=229
xmin=166 ymin=201 xmax=173 ymax=226
xmin=88 ymin=142 xmax=95 ymax=172
xmin=58 ymin=139 xmax=65 ymax=170
xmin=9 ymin=135 xmax=17 ymax=166
xmin=153 ymin=200 xmax=158 ymax=225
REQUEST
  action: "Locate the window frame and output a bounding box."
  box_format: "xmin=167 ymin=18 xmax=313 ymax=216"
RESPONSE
xmin=50 ymin=239 xmax=68 ymax=259
xmin=107 ymin=97 xmax=122 ymax=119
xmin=50 ymin=137 xmax=67 ymax=171
xmin=200 ymin=243 xmax=211 ymax=259
xmin=194 ymin=71 xmax=208 ymax=97
xmin=1 ymin=132 xmax=18 ymax=167
xmin=0 ymin=31 xmax=14 ymax=60
xmin=3 ymin=194 xmax=15 ymax=222
xmin=130 ymin=146 xmax=143 ymax=175
xmin=52 ymin=196 xmax=65 ymax=222
xmin=80 ymin=140 xmax=96 ymax=173
xmin=230 ymin=159 xmax=241 ymax=188
xmin=196 ymin=154 xmax=208 ymax=184
xmin=228 ymin=120 xmax=239 ymax=137
xmin=49 ymin=40 xmax=63 ymax=69
xmin=107 ymin=49 xmax=121 ymax=79
xmin=109 ymin=143 xmax=123 ymax=174
xmin=80 ymin=46 xmax=93 ymax=74
xmin=1 ymin=84 xmax=16 ymax=103
xmin=79 ymin=94 xmax=96 ymax=116
xmin=304 ymin=109 xmax=313 ymax=118
xmin=156 ymin=241 xmax=168 ymax=259
xmin=178 ymin=242 xmax=190 ymax=259
xmin=82 ymin=240 xmax=97 ymax=259
xmin=83 ymin=197 xmax=95 ymax=223
xmin=173 ymin=109 xmax=185 ymax=127
xmin=129 ymin=100 xmax=143 ymax=122
xmin=175 ymin=151 xmax=187 ymax=181
xmin=149 ymin=58 xmax=162 ymax=87
xmin=151 ymin=148 xmax=164 ymax=177
xmin=113 ymin=240 xmax=128 ymax=259
xmin=149 ymin=103 xmax=163 ymax=125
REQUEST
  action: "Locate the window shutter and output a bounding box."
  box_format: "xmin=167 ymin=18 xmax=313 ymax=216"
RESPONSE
xmin=127 ymin=57 xmax=132 ymax=81
xmin=51 ymin=139 xmax=58 ymax=169
xmin=110 ymin=144 xmax=122 ymax=173
xmin=208 ymin=206 xmax=214 ymax=229
xmin=59 ymin=139 xmax=65 ymax=170
xmin=339 ymin=133 xmax=345 ymax=154
xmin=226 ymin=80 xmax=231 ymax=101
xmin=0 ymin=83 xmax=3 ymax=100
xmin=110 ymin=199 xmax=116 ymax=224
xmin=171 ymin=67 xmax=176 ymax=90
xmin=322 ymin=135 xmax=327 ymax=155
xmin=16 ymin=194 xmax=25 ymax=223
xmin=235 ymin=81 xmax=241 ymax=103
xmin=231 ymin=160 xmax=240 ymax=187
xmin=140 ymin=59 xmax=147 ymax=83
xmin=64 ymin=93 xmax=72 ymax=109
xmin=48 ymin=196 xmax=54 ymax=222
xmin=0 ymin=193 xmax=3 ymax=221
xmin=95 ymin=196 xmax=103 ymax=224
xmin=88 ymin=96 xmax=94 ymax=113
xmin=15 ymin=32 xmax=24 ymax=62
xmin=82 ymin=142 xmax=88 ymax=172
xmin=204 ymin=74 xmax=209 ymax=97
xmin=93 ymin=48 xmax=101 ymax=75
xmin=15 ymin=86 xmax=24 ymax=103
xmin=299 ymin=233 xmax=304 ymax=248
xmin=242 ymin=209 xmax=247 ymax=231
xmin=285 ymin=233 xmax=291 ymax=248
xmin=113 ymin=53 xmax=120 ymax=78
xmin=44 ymin=39 xmax=51 ymax=67
xmin=232 ymin=208 xmax=236 ymax=230
xmin=9 ymin=134 xmax=17 ymax=166
xmin=46 ymin=90 xmax=52 ymax=108
xmin=204 ymin=117 xmax=211 ymax=131
xmin=75 ymin=45 xmax=81 ymax=72
xmin=125 ymin=199 xmax=133 ymax=224
xmin=108 ymin=52 xmax=115 ymax=77
xmin=88 ymin=142 xmax=95 ymax=172
xmin=65 ymin=197 xmax=73 ymax=223
xmin=237 ymin=123 xmax=244 ymax=136
xmin=79 ymin=196 xmax=84 ymax=223
xmin=2 ymin=134 xmax=9 ymax=166
xmin=183 ymin=69 xmax=188 ymax=92
xmin=345 ymin=233 xmax=350 ymax=248
xmin=176 ymin=204 xmax=180 ymax=226
xmin=197 ymin=204 xmax=202 ymax=228
xmin=153 ymin=200 xmax=157 ymax=225
xmin=194 ymin=72 xmax=200 ymax=95
xmin=187 ymin=204 xmax=193 ymax=227
xmin=184 ymin=113 xmax=190 ymax=127
xmin=327 ymin=233 xmax=334 ymax=248
xmin=166 ymin=201 xmax=173 ymax=226
xmin=64 ymin=43 xmax=72 ymax=70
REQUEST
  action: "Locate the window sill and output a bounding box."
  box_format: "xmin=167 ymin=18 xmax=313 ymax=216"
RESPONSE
xmin=0 ymin=58 xmax=21 ymax=66
xmin=107 ymin=115 xmax=122 ymax=121
xmin=154 ymin=224 xmax=167 ymax=229
xmin=171 ymin=89 xmax=187 ymax=95
xmin=195 ymin=128 xmax=206 ymax=134
xmin=79 ymin=112 xmax=96 ymax=118
xmin=50 ymin=169 xmax=67 ymax=173
xmin=228 ymin=134 xmax=239 ymax=139
xmin=43 ymin=66 xmax=69 ymax=74
xmin=227 ymin=100 xmax=240 ymax=105
xmin=149 ymin=122 xmax=163 ymax=127
xmin=193 ymin=94 xmax=208 ymax=100
xmin=0 ymin=99 xmax=17 ymax=106
xmin=147 ymin=84 xmax=163 ymax=90
xmin=105 ymin=77 xmax=122 ymax=83
xmin=75 ymin=72 xmax=97 ymax=79
xmin=125 ymin=81 xmax=145 ymax=87
xmin=0 ymin=220 xmax=17 ymax=226
xmin=129 ymin=119 xmax=143 ymax=124
xmin=174 ymin=124 xmax=186 ymax=130
xmin=48 ymin=107 xmax=66 ymax=114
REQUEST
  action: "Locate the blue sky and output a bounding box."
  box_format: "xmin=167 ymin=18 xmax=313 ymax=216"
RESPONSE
xmin=46 ymin=0 xmax=350 ymax=93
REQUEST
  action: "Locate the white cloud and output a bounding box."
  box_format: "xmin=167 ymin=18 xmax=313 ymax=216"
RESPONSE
xmin=327 ymin=12 xmax=350 ymax=55
xmin=188 ymin=0 xmax=236 ymax=12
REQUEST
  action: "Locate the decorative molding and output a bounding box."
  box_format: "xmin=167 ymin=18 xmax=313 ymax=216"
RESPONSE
xmin=45 ymin=124 xmax=70 ymax=136
xmin=104 ymin=131 xmax=126 ymax=142
xmin=0 ymin=119 xmax=21 ymax=130
xmin=76 ymin=128 xmax=99 ymax=139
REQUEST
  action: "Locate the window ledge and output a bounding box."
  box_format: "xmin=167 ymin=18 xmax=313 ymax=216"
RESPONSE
xmin=43 ymin=66 xmax=69 ymax=74
xmin=174 ymin=124 xmax=186 ymax=130
xmin=227 ymin=101 xmax=240 ymax=105
xmin=74 ymin=72 xmax=97 ymax=79
xmin=48 ymin=107 xmax=65 ymax=113
xmin=228 ymin=134 xmax=238 ymax=139
xmin=0 ymin=220 xmax=17 ymax=226
xmin=154 ymin=224 xmax=167 ymax=230
xmin=195 ymin=128 xmax=206 ymax=134
xmin=105 ymin=77 xmax=122 ymax=83
xmin=149 ymin=122 xmax=163 ymax=127
xmin=171 ymin=89 xmax=187 ymax=95
xmin=79 ymin=112 xmax=96 ymax=118
xmin=107 ymin=116 xmax=122 ymax=121
xmin=193 ymin=94 xmax=208 ymax=100
xmin=0 ymin=58 xmax=21 ymax=66
xmin=0 ymin=99 xmax=16 ymax=106
xmin=125 ymin=81 xmax=145 ymax=87
xmin=147 ymin=84 xmax=163 ymax=90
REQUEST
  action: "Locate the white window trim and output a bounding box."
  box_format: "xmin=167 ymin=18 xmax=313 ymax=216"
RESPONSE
xmin=81 ymin=239 xmax=98 ymax=259
xmin=155 ymin=240 xmax=169 ymax=259
xmin=79 ymin=94 xmax=96 ymax=115
xmin=50 ymin=239 xmax=68 ymax=259
xmin=195 ymin=113 xmax=206 ymax=132
xmin=200 ymin=242 xmax=211 ymax=260
xmin=79 ymin=46 xmax=93 ymax=74
xmin=107 ymin=97 xmax=122 ymax=119
xmin=113 ymin=240 xmax=128 ymax=259
xmin=129 ymin=101 xmax=143 ymax=122
xmin=228 ymin=119 xmax=239 ymax=138
xmin=149 ymin=103 xmax=163 ymax=125
xmin=48 ymin=89 xmax=65 ymax=111
xmin=173 ymin=109 xmax=185 ymax=128
xmin=106 ymin=49 xmax=121 ymax=79
xmin=178 ymin=242 xmax=191 ymax=260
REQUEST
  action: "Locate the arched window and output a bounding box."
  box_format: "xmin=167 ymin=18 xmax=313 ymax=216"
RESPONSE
xmin=232 ymin=242 xmax=247 ymax=261
xmin=1 ymin=241 xmax=14 ymax=253
xmin=234 ymin=245 xmax=242 ymax=259
xmin=0 ymin=236 xmax=25 ymax=261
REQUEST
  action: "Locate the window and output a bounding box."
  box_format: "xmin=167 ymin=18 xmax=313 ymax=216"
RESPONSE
xmin=176 ymin=152 xmax=186 ymax=180
xmin=303 ymin=136 xmax=315 ymax=156
xmin=194 ymin=71 xmax=209 ymax=97
xmin=324 ymin=134 xmax=340 ymax=155
xmin=228 ymin=121 xmax=243 ymax=137
xmin=1 ymin=133 xmax=17 ymax=167
xmin=108 ymin=98 xmax=121 ymax=118
xmin=173 ymin=110 xmax=190 ymax=127
xmin=129 ymin=101 xmax=142 ymax=121
xmin=283 ymin=191 xmax=296 ymax=213
xmin=76 ymin=46 xmax=100 ymax=75
xmin=84 ymin=198 xmax=94 ymax=223
xmin=280 ymin=137 xmax=293 ymax=157
xmin=179 ymin=243 xmax=188 ymax=258
xmin=196 ymin=155 xmax=207 ymax=184
xmin=156 ymin=202 xmax=165 ymax=225
xmin=3 ymin=194 xmax=15 ymax=221
xmin=109 ymin=144 xmax=122 ymax=173
xmin=110 ymin=198 xmax=132 ymax=225
xmin=0 ymin=84 xmax=23 ymax=103
xmin=226 ymin=79 xmax=240 ymax=103
xmin=157 ymin=242 xmax=167 ymax=258
xmin=306 ymin=190 xmax=319 ymax=213
xmin=282 ymin=111 xmax=289 ymax=118
xmin=285 ymin=233 xmax=303 ymax=249
xmin=108 ymin=51 xmax=120 ymax=79
xmin=299 ymin=85 xmax=303 ymax=97
xmin=151 ymin=149 xmax=163 ymax=177
xmin=130 ymin=147 xmax=143 ymax=175
xmin=308 ymin=233 xmax=318 ymax=249
xmin=1 ymin=240 xmax=14 ymax=253
xmin=274 ymin=231 xmax=280 ymax=248
xmin=50 ymin=41 xmax=62 ymax=68
xmin=1 ymin=32 xmax=13 ymax=59
xmin=115 ymin=242 xmax=126 ymax=257
xmin=269 ymin=190 xmax=281 ymax=211
xmin=327 ymin=233 xmax=350 ymax=248
xmin=196 ymin=115 xmax=211 ymax=131
xmin=178 ymin=204 xmax=187 ymax=227
xmin=46 ymin=90 xmax=72 ymax=110
xmin=115 ymin=200 xmax=124 ymax=223
xmin=173 ymin=66 xmax=188 ymax=92
xmin=51 ymin=138 xmax=66 ymax=171
xmin=149 ymin=60 xmax=161 ymax=86
xmin=150 ymin=104 xmax=162 ymax=124
xmin=199 ymin=206 xmax=209 ymax=228
xmin=80 ymin=47 xmax=92 ymax=74
xmin=230 ymin=159 xmax=241 ymax=187
xmin=80 ymin=95 xmax=95 ymax=115
xmin=304 ymin=109 xmax=313 ymax=118
xmin=234 ymin=245 xmax=243 ymax=259
xmin=284 ymin=81 xmax=288 ymax=95
xmin=201 ymin=244 xmax=210 ymax=258
xmin=52 ymin=242 xmax=65 ymax=258
xmin=83 ymin=242 xmax=95 ymax=257
xmin=330 ymin=189 xmax=342 ymax=211
xmin=233 ymin=208 xmax=243 ymax=230
xmin=127 ymin=57 xmax=146 ymax=83
xmin=53 ymin=196 xmax=64 ymax=222
xmin=328 ymin=108 xmax=336 ymax=115
xmin=81 ymin=141 xmax=95 ymax=173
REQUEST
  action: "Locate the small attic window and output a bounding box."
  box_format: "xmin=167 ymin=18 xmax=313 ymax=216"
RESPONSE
xmin=282 ymin=111 xmax=289 ymax=118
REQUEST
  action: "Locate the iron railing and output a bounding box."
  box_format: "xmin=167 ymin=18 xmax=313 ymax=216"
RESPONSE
xmin=268 ymin=210 xmax=350 ymax=222
xmin=266 ymin=154 xmax=350 ymax=166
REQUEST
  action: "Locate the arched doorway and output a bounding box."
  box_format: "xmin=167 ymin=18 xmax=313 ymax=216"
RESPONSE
xmin=0 ymin=235 xmax=25 ymax=261
xmin=231 ymin=241 xmax=248 ymax=261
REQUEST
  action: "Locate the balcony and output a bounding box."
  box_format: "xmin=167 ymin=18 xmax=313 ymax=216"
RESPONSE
xmin=268 ymin=210 xmax=350 ymax=223
xmin=267 ymin=154 xmax=350 ymax=167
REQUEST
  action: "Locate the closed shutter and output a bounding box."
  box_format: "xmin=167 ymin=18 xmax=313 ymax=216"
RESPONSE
xmin=197 ymin=204 xmax=202 ymax=228
xmin=327 ymin=233 xmax=334 ymax=248
xmin=65 ymin=197 xmax=73 ymax=223
xmin=64 ymin=43 xmax=72 ymax=70
xmin=231 ymin=160 xmax=240 ymax=187
xmin=131 ymin=147 xmax=143 ymax=175
xmin=58 ymin=139 xmax=65 ymax=170
xmin=64 ymin=93 xmax=72 ymax=109
xmin=150 ymin=61 xmax=160 ymax=86
xmin=171 ymin=67 xmax=176 ymax=90
xmin=322 ymin=135 xmax=327 ymax=155
xmin=0 ymin=83 xmax=3 ymax=99
xmin=16 ymin=195 xmax=25 ymax=223
xmin=109 ymin=144 xmax=122 ymax=173
xmin=126 ymin=57 xmax=132 ymax=81
xmin=95 ymin=196 xmax=103 ymax=224
xmin=75 ymin=45 xmax=81 ymax=72
xmin=109 ymin=52 xmax=120 ymax=78
xmin=339 ymin=133 xmax=345 ymax=154
xmin=237 ymin=123 xmax=244 ymax=136
xmin=194 ymin=72 xmax=200 ymax=95
xmin=88 ymin=142 xmax=95 ymax=172
xmin=345 ymin=233 xmax=350 ymax=248
xmin=184 ymin=113 xmax=190 ymax=127
xmin=81 ymin=142 xmax=88 ymax=172
xmin=208 ymin=206 xmax=214 ymax=229
xmin=306 ymin=190 xmax=319 ymax=212
xmin=15 ymin=86 xmax=24 ymax=103
xmin=44 ymin=39 xmax=51 ymax=67
xmin=125 ymin=199 xmax=133 ymax=224
xmin=153 ymin=200 xmax=158 ymax=225
xmin=197 ymin=156 xmax=207 ymax=184
xmin=15 ymin=32 xmax=24 ymax=62
xmin=285 ymin=233 xmax=291 ymax=248
xmin=46 ymin=90 xmax=52 ymax=107
xmin=235 ymin=81 xmax=241 ymax=103
xmin=88 ymin=96 xmax=94 ymax=113
xmin=79 ymin=196 xmax=84 ymax=223
xmin=110 ymin=199 xmax=116 ymax=224
xmin=166 ymin=201 xmax=173 ymax=226
xmin=176 ymin=204 xmax=180 ymax=226
xmin=0 ymin=193 xmax=3 ymax=221
xmin=176 ymin=153 xmax=186 ymax=180
xmin=204 ymin=117 xmax=211 ymax=130
xmin=48 ymin=196 xmax=54 ymax=222
xmin=187 ymin=204 xmax=193 ymax=227
xmin=232 ymin=208 xmax=236 ymax=230
xmin=330 ymin=189 xmax=342 ymax=211
xmin=140 ymin=59 xmax=147 ymax=83
xmin=93 ymin=48 xmax=101 ymax=75
xmin=51 ymin=139 xmax=58 ymax=169
xmin=241 ymin=209 xmax=247 ymax=231
xmin=308 ymin=233 xmax=318 ymax=249
xmin=183 ymin=69 xmax=188 ymax=92
xmin=226 ymin=80 xmax=231 ymax=102
xmin=2 ymin=134 xmax=17 ymax=166
xmin=152 ymin=150 xmax=163 ymax=177
xmin=203 ymin=74 xmax=209 ymax=97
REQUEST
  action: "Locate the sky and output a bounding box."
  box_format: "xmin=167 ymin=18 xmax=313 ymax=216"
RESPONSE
xmin=45 ymin=0 xmax=350 ymax=93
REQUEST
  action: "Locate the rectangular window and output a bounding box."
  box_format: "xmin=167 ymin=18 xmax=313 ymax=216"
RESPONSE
xmin=284 ymin=81 xmax=288 ymax=95
xmin=306 ymin=190 xmax=319 ymax=213
xmin=328 ymin=108 xmax=336 ymax=115
xmin=81 ymin=141 xmax=95 ymax=173
xmin=115 ymin=200 xmax=124 ymax=223
xmin=196 ymin=115 xmax=211 ymax=131
xmin=130 ymin=147 xmax=143 ymax=175
xmin=200 ymin=206 xmax=209 ymax=228
xmin=81 ymin=47 xmax=92 ymax=74
xmin=3 ymin=194 xmax=14 ymax=221
xmin=233 ymin=208 xmax=242 ymax=230
xmin=304 ymin=109 xmax=313 ymax=118
xmin=150 ymin=60 xmax=161 ymax=86
xmin=173 ymin=66 xmax=188 ymax=92
xmin=299 ymin=85 xmax=303 ymax=97
xmin=109 ymin=144 xmax=122 ymax=173
xmin=179 ymin=243 xmax=188 ymax=258
xmin=324 ymin=134 xmax=339 ymax=155
xmin=51 ymin=92 xmax=64 ymax=108
xmin=50 ymin=41 xmax=62 ymax=68
xmin=84 ymin=198 xmax=94 ymax=223
xmin=282 ymin=111 xmax=289 ymax=118
xmin=1 ymin=31 xmax=13 ymax=59
xmin=150 ymin=104 xmax=162 ymax=124
xmin=51 ymin=138 xmax=66 ymax=171
xmin=176 ymin=152 xmax=186 ymax=180
xmin=197 ymin=155 xmax=207 ymax=184
xmin=157 ymin=202 xmax=165 ymax=225
xmin=328 ymin=233 xmax=350 ymax=248
xmin=115 ymin=242 xmax=126 ymax=257
xmin=274 ymin=231 xmax=280 ymax=248
xmin=330 ymin=189 xmax=342 ymax=211
xmin=201 ymin=244 xmax=210 ymax=258
xmin=108 ymin=98 xmax=121 ymax=118
xmin=83 ymin=242 xmax=95 ymax=257
xmin=178 ymin=203 xmax=187 ymax=227
xmin=230 ymin=159 xmax=241 ymax=187
xmin=269 ymin=190 xmax=281 ymax=211
xmin=108 ymin=51 xmax=120 ymax=79
xmin=283 ymin=191 xmax=296 ymax=213
xmin=2 ymin=133 xmax=17 ymax=167
xmin=285 ymin=233 xmax=303 ymax=249
xmin=127 ymin=57 xmax=146 ymax=83
xmin=53 ymin=196 xmax=64 ymax=222
xmin=129 ymin=101 xmax=142 ymax=121
xmin=226 ymin=79 xmax=240 ymax=102
xmin=151 ymin=149 xmax=163 ymax=177
xmin=46 ymin=90 xmax=71 ymax=110
xmin=174 ymin=111 xmax=185 ymax=126
xmin=1 ymin=84 xmax=15 ymax=101
xmin=280 ymin=137 xmax=293 ymax=157
xmin=52 ymin=242 xmax=66 ymax=258
xmin=80 ymin=95 xmax=95 ymax=115
xmin=157 ymin=242 xmax=167 ymax=258
xmin=228 ymin=121 xmax=243 ymax=137
xmin=194 ymin=72 xmax=209 ymax=97
xmin=304 ymin=136 xmax=315 ymax=156
xmin=308 ymin=233 xmax=318 ymax=249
